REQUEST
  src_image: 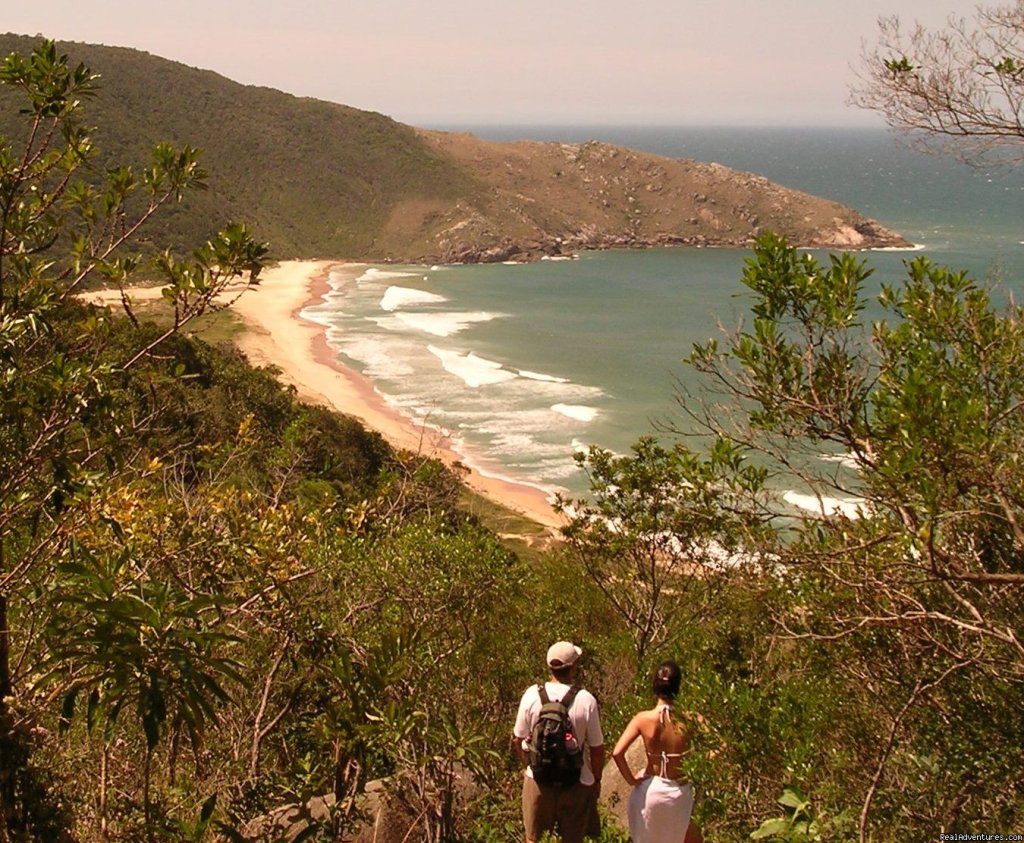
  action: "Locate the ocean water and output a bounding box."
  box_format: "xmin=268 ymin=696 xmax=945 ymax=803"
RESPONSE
xmin=303 ymin=126 xmax=1024 ymax=500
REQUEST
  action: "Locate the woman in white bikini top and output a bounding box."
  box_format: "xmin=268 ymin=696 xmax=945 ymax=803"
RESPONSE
xmin=615 ymin=697 xmax=692 ymax=784
xmin=612 ymin=661 xmax=705 ymax=843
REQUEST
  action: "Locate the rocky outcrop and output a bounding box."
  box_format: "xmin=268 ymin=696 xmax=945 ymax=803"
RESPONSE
xmin=396 ymin=133 xmax=911 ymax=264
xmin=599 ymin=739 xmax=647 ymax=833
xmin=243 ymin=745 xmax=672 ymax=842
xmin=241 ymin=784 xmax=422 ymax=842
xmin=242 ymin=770 xmax=482 ymax=842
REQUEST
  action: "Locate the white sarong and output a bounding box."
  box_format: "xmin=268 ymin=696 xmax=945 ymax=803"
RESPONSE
xmin=627 ymin=776 xmax=693 ymax=843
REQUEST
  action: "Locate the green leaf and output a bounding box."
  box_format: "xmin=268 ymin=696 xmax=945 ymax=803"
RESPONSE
xmin=751 ymin=818 xmax=791 ymax=839
xmin=59 ymin=687 xmax=78 ymax=732
xmin=778 ymin=786 xmax=807 ymax=810
xmin=199 ymin=792 xmax=217 ymax=825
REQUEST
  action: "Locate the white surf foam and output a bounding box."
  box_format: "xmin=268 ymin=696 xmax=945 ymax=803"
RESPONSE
xmin=452 ymin=447 xmax=563 ymax=501
xmin=551 ymin=403 xmax=599 ymax=422
xmin=519 ymin=369 xmax=570 ymax=384
xmin=819 ymin=452 xmax=860 ymax=470
xmin=487 ymin=431 xmax=536 ymax=450
xmin=394 ymin=311 xmax=498 ymax=337
xmin=326 ymin=269 xmax=352 ymax=289
xmin=358 ymin=268 xmax=420 ymax=283
xmin=427 ymin=346 xmax=518 ymax=388
xmin=337 ymin=336 xmax=415 ymax=379
xmin=379 ymin=286 xmax=447 ymax=311
xmin=298 ymin=305 xmax=334 ymax=328
xmin=783 ymin=491 xmax=868 ymax=519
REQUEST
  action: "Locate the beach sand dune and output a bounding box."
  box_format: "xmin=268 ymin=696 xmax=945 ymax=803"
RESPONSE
xmin=84 ymin=260 xmax=565 ymax=532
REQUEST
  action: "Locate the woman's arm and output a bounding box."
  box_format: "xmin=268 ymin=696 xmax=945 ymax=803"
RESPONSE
xmin=611 ymin=715 xmax=644 ymax=787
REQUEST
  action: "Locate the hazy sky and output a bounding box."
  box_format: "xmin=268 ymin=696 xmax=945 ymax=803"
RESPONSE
xmin=5 ymin=0 xmax=984 ymax=127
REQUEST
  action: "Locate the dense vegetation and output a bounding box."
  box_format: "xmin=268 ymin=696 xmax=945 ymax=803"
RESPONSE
xmin=2 ymin=37 xmax=1022 ymax=843
xmin=561 ymin=237 xmax=1024 ymax=839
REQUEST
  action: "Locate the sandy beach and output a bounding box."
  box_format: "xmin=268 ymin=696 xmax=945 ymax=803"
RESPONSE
xmin=89 ymin=261 xmax=566 ymax=531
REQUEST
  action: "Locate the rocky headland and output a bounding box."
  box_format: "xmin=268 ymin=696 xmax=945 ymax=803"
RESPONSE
xmin=402 ymin=131 xmax=910 ymax=264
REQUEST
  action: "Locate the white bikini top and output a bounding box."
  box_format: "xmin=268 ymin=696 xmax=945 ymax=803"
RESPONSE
xmin=647 ymin=703 xmax=685 ymax=777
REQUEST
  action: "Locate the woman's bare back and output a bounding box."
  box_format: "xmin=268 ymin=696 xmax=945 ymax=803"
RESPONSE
xmin=639 ymin=704 xmax=692 ymax=781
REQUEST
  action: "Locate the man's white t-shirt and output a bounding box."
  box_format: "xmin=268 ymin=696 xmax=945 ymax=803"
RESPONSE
xmin=514 ymin=681 xmax=604 ymax=786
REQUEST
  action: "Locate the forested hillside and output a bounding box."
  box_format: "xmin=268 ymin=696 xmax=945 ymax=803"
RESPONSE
xmin=0 ymin=33 xmax=474 ymax=259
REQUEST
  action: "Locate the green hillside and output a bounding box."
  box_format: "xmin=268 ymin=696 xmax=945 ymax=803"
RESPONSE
xmin=0 ymin=33 xmax=474 ymax=258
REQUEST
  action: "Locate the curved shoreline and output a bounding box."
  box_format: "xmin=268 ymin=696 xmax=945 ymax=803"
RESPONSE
xmin=81 ymin=260 xmax=567 ymax=531
xmin=233 ymin=260 xmax=567 ymax=532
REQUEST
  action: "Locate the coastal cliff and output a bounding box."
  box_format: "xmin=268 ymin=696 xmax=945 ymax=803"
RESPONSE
xmin=0 ymin=34 xmax=910 ymax=262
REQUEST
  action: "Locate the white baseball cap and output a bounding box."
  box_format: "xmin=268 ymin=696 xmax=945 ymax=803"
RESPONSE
xmin=546 ymin=641 xmax=582 ymax=668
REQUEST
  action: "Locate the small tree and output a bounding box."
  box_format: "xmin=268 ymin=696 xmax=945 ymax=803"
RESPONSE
xmin=852 ymin=1 xmax=1024 ymax=164
xmin=557 ymin=436 xmax=769 ymax=665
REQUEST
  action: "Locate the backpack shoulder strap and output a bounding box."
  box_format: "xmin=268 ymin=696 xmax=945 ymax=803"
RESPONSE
xmin=560 ymin=686 xmax=579 ymax=710
xmin=537 ymin=683 xmax=549 ymax=705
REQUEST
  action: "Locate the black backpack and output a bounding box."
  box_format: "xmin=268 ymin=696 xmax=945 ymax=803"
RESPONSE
xmin=529 ymin=684 xmax=584 ymax=787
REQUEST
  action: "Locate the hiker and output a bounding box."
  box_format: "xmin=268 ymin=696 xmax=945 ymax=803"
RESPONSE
xmin=611 ymin=660 xmax=706 ymax=843
xmin=512 ymin=640 xmax=605 ymax=843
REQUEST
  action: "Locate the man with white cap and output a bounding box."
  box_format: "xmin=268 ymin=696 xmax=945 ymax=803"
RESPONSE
xmin=512 ymin=640 xmax=605 ymax=843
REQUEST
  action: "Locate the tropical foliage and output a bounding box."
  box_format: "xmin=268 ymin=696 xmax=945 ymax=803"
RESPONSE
xmin=0 ymin=40 xmax=527 ymax=842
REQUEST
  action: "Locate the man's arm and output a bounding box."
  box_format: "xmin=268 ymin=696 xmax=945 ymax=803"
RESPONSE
xmin=512 ymin=687 xmax=535 ymax=767
xmin=589 ymin=744 xmax=605 ymax=787
xmin=511 ymin=733 xmax=529 ymax=766
xmin=584 ymin=693 xmax=606 ymax=786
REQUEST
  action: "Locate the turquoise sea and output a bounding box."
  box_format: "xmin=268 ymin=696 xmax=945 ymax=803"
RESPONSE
xmin=303 ymin=126 xmax=1024 ymax=500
